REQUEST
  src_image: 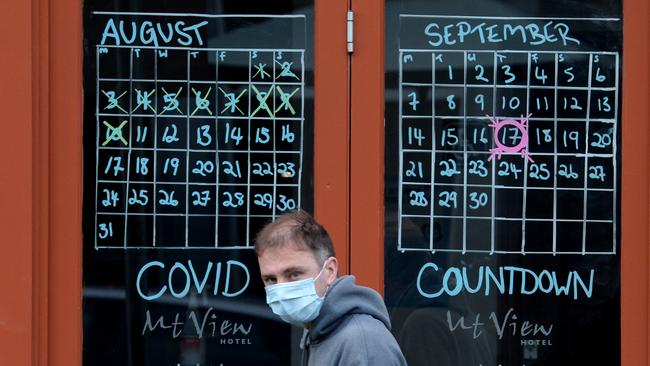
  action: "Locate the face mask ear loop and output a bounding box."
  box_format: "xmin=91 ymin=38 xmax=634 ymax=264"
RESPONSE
xmin=314 ymin=257 xmax=333 ymax=281
xmin=316 ymin=258 xmax=335 ymax=297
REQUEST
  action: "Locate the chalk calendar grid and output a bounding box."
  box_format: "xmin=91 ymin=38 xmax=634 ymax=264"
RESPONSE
xmin=94 ymin=15 xmax=305 ymax=249
xmin=398 ymin=17 xmax=619 ymax=255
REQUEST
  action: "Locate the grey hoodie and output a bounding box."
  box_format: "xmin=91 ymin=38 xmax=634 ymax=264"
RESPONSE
xmin=300 ymin=275 xmax=407 ymax=366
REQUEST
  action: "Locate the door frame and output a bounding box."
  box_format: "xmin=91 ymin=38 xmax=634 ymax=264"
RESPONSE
xmin=348 ymin=1 xmax=650 ymax=365
xmin=1 ymin=0 xmax=649 ymax=365
xmin=0 ymin=0 xmax=353 ymax=364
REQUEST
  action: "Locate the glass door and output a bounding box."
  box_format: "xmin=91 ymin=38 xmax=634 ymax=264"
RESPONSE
xmin=383 ymin=1 xmax=622 ymax=365
xmin=80 ymin=1 xmax=346 ymax=365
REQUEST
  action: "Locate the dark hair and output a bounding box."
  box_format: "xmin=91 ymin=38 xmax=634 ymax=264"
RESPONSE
xmin=254 ymin=210 xmax=336 ymax=265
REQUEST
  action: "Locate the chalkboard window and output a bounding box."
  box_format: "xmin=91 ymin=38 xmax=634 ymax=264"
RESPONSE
xmin=385 ymin=1 xmax=621 ymax=365
xmin=83 ymin=1 xmax=313 ymax=365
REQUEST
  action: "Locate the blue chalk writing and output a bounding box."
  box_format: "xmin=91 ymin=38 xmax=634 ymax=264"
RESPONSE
xmin=276 ymin=60 xmax=299 ymax=80
xmin=222 ymin=161 xmax=242 ymax=178
xmin=276 ymin=86 xmax=299 ymax=115
xmin=161 ymin=87 xmax=182 ymax=114
xmin=250 ymin=85 xmax=274 ymax=117
xmin=191 ymin=87 xmax=213 ymax=116
xmin=128 ymin=189 xmax=149 ymax=206
xmin=408 ymin=92 xmax=420 ymax=111
xmin=196 ymin=125 xmax=212 ymax=146
xmin=192 ymin=190 xmax=211 ymax=207
xmin=253 ymin=63 xmax=270 ymax=79
xmin=102 ymin=90 xmax=128 ymax=114
xmin=424 ymin=20 xmax=580 ymax=48
xmin=133 ymin=89 xmax=156 ymax=113
xmin=192 ymin=160 xmax=214 ymax=177
xmin=102 ymin=120 xmax=128 ymax=146
xmin=100 ymin=18 xmax=209 ymax=47
xmin=161 ymin=124 xmax=179 ymax=144
xmin=158 ymin=189 xmax=179 ymax=206
xmin=136 ymin=260 xmax=250 ymax=301
xmin=222 ymin=192 xmax=245 ymax=208
xmin=219 ymin=87 xmax=246 ymax=115
xmin=101 ymin=189 xmax=119 ymax=207
xmin=416 ymin=262 xmax=594 ymax=300
xmin=281 ymin=124 xmax=295 ymax=142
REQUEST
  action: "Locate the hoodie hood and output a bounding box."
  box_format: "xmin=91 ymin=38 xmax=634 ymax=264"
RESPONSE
xmin=308 ymin=275 xmax=391 ymax=344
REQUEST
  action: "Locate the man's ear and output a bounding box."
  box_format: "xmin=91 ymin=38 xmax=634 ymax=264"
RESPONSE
xmin=324 ymin=256 xmax=339 ymax=285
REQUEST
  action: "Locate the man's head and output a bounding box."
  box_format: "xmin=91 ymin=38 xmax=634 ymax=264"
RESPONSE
xmin=255 ymin=210 xmax=338 ymax=297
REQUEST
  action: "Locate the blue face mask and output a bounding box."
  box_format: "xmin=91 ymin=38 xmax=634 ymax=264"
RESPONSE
xmin=265 ymin=263 xmax=328 ymax=326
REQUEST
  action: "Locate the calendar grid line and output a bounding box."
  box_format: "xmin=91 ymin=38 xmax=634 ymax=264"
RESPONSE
xmin=387 ymin=248 xmax=617 ymax=255
xmin=214 ymin=50 xmax=220 ymax=248
xmin=297 ymin=51 xmax=306 ymax=214
xmin=95 ymin=45 xmax=307 ymax=249
xmin=185 ymin=50 xmax=191 ymax=247
xmin=403 ymin=82 xmax=616 ymax=92
xmin=94 ymin=48 xmax=101 ymax=249
xmin=401 ymin=115 xmax=616 ymax=123
xmin=612 ymin=54 xmax=620 ymax=254
xmin=582 ymin=54 xmax=594 ymax=254
xmin=400 ymin=214 xmax=613 ymax=222
xmin=399 ymin=182 xmax=615 ymax=191
xmin=462 ymin=51 xmax=468 ymax=253
xmin=152 ymin=48 xmax=159 ymax=247
xmin=272 ymin=52 xmax=278 ymax=224
xmin=97 ymin=112 xmax=304 ymax=120
xmin=96 ymin=180 xmax=300 ymax=187
xmin=97 ymin=146 xmax=303 ymax=154
xmin=245 ymin=51 xmax=252 ymax=248
xmin=552 ymin=52 xmax=559 ymax=255
xmin=399 ymin=14 xmax=621 ymax=21
xmin=400 ymin=48 xmax=619 ymax=55
xmin=429 ymin=52 xmax=436 ymax=252
xmin=521 ymin=52 xmax=532 ymax=255
xmin=100 ymin=78 xmax=303 ymax=86
xmin=122 ymin=48 xmax=134 ymax=248
xmin=490 ymin=51 xmax=498 ymax=254
xmin=397 ymin=52 xmax=404 ymax=251
xmin=96 ymin=44 xmax=306 ymax=52
xmin=96 ymin=245 xmax=255 ymax=250
xmin=401 ymin=149 xmax=614 ymax=158
xmin=97 ymin=212 xmax=278 ymax=218
xmin=398 ymin=48 xmax=618 ymax=255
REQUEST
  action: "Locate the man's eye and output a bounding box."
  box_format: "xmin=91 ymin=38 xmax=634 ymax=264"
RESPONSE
xmin=289 ymin=272 xmax=301 ymax=279
xmin=264 ymin=278 xmax=276 ymax=285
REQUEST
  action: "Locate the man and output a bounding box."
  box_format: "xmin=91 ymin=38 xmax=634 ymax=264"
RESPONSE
xmin=255 ymin=210 xmax=407 ymax=366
